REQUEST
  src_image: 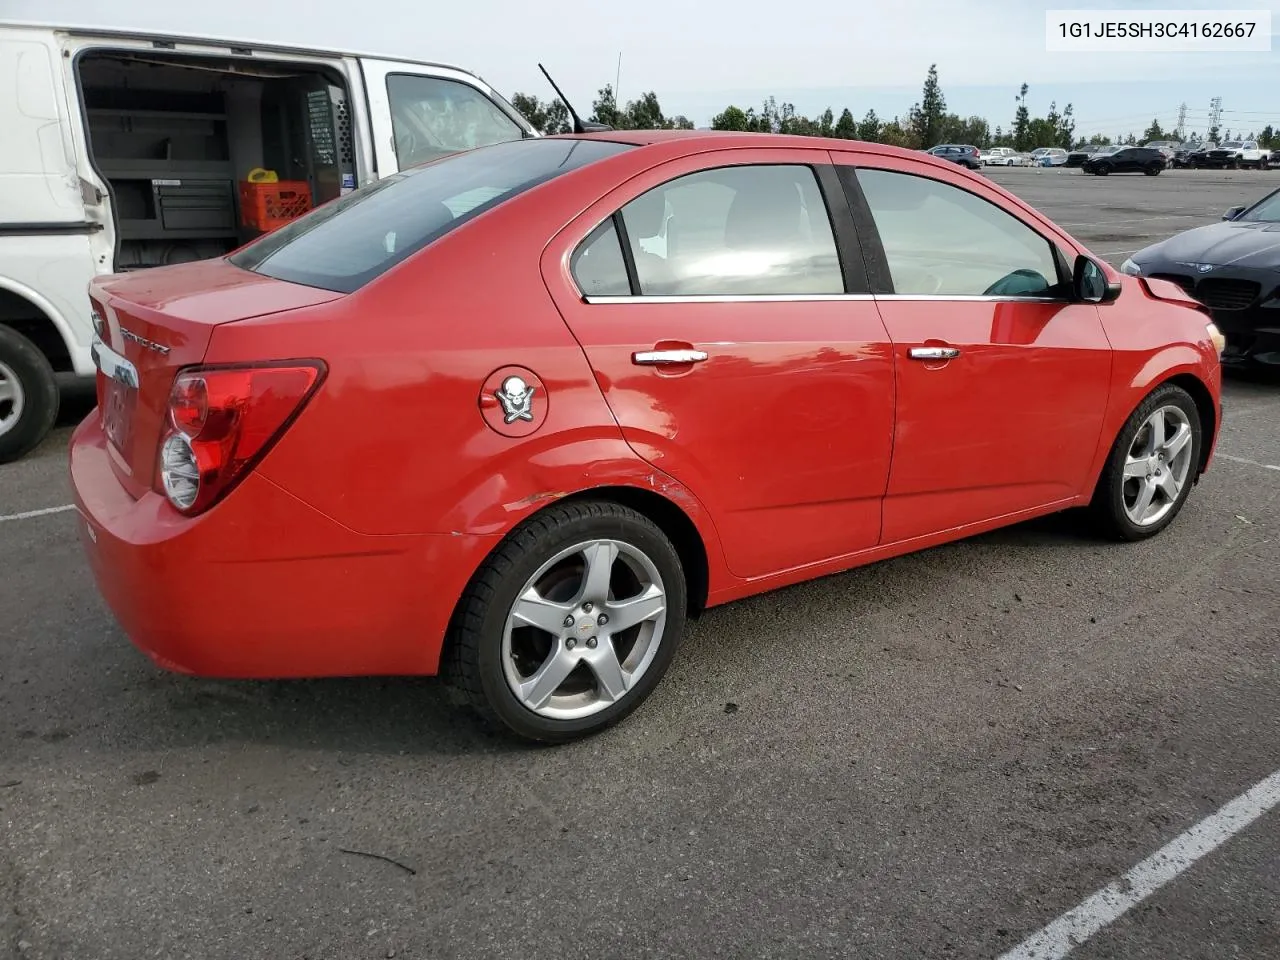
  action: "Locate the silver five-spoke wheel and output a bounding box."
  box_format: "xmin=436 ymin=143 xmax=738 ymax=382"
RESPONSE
xmin=0 ymin=360 xmax=25 ymax=440
xmin=502 ymin=539 xmax=667 ymax=720
xmin=1121 ymin=405 xmax=1194 ymax=527
xmin=448 ymin=500 xmax=687 ymax=742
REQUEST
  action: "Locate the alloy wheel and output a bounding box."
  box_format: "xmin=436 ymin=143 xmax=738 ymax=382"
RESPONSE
xmin=1121 ymin=405 xmax=1194 ymax=527
xmin=0 ymin=361 xmax=26 ymax=439
xmin=501 ymin=538 xmax=668 ymax=720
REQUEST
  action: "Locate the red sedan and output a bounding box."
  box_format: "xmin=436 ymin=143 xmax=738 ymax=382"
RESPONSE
xmin=70 ymin=131 xmax=1224 ymax=742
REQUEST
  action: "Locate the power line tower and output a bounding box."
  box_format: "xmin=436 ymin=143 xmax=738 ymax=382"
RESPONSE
xmin=1208 ymin=96 xmax=1223 ymax=136
xmin=1176 ymin=102 xmax=1187 ymax=138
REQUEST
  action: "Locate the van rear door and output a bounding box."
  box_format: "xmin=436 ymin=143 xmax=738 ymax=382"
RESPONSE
xmin=358 ymin=59 xmax=534 ymax=176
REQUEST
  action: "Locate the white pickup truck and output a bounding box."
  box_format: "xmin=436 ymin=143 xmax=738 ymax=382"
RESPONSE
xmin=1192 ymin=140 xmax=1273 ymax=170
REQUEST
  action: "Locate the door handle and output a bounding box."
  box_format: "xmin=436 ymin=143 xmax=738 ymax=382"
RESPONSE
xmin=909 ymin=346 xmax=961 ymax=360
xmin=632 ymin=349 xmax=709 ymax=365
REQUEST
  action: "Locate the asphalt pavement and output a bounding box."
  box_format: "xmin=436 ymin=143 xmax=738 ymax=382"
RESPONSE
xmin=2 ymin=169 xmax=1278 ymax=960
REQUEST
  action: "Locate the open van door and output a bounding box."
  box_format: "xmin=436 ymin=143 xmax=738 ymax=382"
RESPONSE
xmin=358 ymin=59 xmax=534 ymax=175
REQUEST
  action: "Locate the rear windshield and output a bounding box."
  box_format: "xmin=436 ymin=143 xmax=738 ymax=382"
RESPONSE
xmin=230 ymin=137 xmax=634 ymax=293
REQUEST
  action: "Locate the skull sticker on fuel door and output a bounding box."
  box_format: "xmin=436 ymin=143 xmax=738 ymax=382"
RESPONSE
xmin=494 ymin=376 xmax=536 ymax=423
xmin=478 ymin=366 xmax=548 ymax=438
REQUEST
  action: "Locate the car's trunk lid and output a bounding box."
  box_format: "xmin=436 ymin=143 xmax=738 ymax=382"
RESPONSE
xmin=90 ymin=258 xmax=343 ymax=499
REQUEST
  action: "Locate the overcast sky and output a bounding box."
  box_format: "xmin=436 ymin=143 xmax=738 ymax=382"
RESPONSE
xmin=4 ymin=0 xmax=1277 ymax=136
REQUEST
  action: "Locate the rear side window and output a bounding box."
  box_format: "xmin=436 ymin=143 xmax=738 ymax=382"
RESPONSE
xmin=616 ymin=164 xmax=844 ymax=296
xmin=231 ymin=138 xmax=634 ymax=293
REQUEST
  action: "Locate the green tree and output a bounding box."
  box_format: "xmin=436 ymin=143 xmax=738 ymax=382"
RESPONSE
xmin=624 ymin=91 xmax=667 ymax=129
xmin=818 ymin=108 xmax=835 ymax=138
xmin=711 ymin=106 xmax=750 ymax=131
xmin=879 ymin=118 xmax=912 ymax=147
xmin=907 ymin=64 xmax=947 ymax=148
xmin=1086 ymin=133 xmax=1112 ymax=145
xmin=835 ymin=108 xmax=858 ymax=139
xmin=857 ymin=109 xmax=881 ymax=141
xmin=1012 ymin=83 xmax=1031 ymax=150
xmin=590 ymin=84 xmax=623 ymax=128
xmin=510 ymin=93 xmax=571 ymax=135
xmin=1056 ymin=103 xmax=1076 ymax=148
xmin=1141 ymin=118 xmax=1166 ymax=142
xmin=970 ymin=116 xmax=992 ymax=147
xmin=1261 ymin=125 xmax=1276 ymax=149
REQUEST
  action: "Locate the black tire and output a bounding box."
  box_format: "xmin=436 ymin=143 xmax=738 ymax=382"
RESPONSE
xmin=0 ymin=324 xmax=60 ymax=464
xmin=1095 ymin=165 xmax=1109 ymax=176
xmin=1143 ymin=165 xmax=1159 ymax=176
xmin=1089 ymin=382 xmax=1202 ymax=542
xmin=445 ymin=499 xmax=688 ymax=743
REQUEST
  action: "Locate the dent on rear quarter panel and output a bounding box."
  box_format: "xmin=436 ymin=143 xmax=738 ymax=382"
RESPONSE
xmin=214 ymin=185 xmax=710 ymax=546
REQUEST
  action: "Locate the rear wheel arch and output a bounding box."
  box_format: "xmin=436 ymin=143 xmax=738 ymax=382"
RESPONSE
xmin=558 ymin=486 xmax=710 ymax=619
xmin=436 ymin=486 xmax=711 ymax=676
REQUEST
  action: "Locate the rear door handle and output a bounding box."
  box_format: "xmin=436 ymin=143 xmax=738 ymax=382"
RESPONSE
xmin=909 ymin=346 xmax=961 ymax=360
xmin=632 ymin=349 xmax=709 ymax=365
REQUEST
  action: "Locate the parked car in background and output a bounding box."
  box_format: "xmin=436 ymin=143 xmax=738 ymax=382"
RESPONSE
xmin=982 ymin=147 xmax=1024 ymax=167
xmin=1189 ymin=141 xmax=1271 ymax=170
xmin=1123 ymin=185 xmax=1280 ymax=369
xmin=1082 ymin=146 xmax=1167 ymax=176
xmin=70 ymin=131 xmax=1224 ymax=743
xmin=1172 ymin=141 xmax=1216 ymax=167
xmin=0 ymin=20 xmax=538 ymax=463
xmin=926 ymin=144 xmax=982 ymax=170
xmin=1032 ymin=147 xmax=1068 ymax=166
xmin=1143 ymin=141 xmax=1178 ymax=160
xmin=1066 ymin=144 xmax=1107 ymax=167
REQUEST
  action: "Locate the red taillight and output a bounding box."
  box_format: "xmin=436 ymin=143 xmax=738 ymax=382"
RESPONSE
xmin=155 ymin=361 xmax=325 ymax=515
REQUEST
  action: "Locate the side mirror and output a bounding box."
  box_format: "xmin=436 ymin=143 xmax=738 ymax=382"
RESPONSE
xmin=1073 ymin=255 xmax=1121 ymax=304
xmin=1223 ymin=205 xmax=1245 ymax=220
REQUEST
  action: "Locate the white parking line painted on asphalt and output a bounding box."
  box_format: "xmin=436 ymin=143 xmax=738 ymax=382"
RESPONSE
xmin=0 ymin=504 xmax=77 ymax=524
xmin=1217 ymin=453 xmax=1280 ymax=472
xmin=997 ymin=768 xmax=1280 ymax=960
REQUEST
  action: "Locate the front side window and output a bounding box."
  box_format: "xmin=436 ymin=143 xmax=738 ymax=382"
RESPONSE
xmin=616 ymin=164 xmax=844 ymax=296
xmin=386 ymin=74 xmax=525 ymax=168
xmin=856 ymin=168 xmax=1062 ymax=298
xmin=231 ymin=138 xmax=633 ymax=293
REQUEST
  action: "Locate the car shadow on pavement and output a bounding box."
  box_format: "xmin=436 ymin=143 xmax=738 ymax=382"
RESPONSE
xmin=115 ymin=671 xmax=538 ymax=757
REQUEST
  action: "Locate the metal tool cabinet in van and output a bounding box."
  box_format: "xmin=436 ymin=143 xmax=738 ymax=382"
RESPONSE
xmin=0 ymin=21 xmax=536 ymax=461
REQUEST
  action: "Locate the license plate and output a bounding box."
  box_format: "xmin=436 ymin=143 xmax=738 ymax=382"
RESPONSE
xmin=102 ymin=379 xmax=135 ymax=453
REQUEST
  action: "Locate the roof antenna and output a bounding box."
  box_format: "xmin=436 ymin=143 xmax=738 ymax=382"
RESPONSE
xmin=538 ymin=63 xmax=613 ymax=133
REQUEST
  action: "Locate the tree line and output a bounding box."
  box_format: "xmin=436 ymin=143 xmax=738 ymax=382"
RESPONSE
xmin=511 ymin=65 xmax=1278 ymax=151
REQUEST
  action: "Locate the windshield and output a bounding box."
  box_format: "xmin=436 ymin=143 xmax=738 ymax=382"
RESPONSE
xmin=1238 ymin=189 xmax=1280 ymax=223
xmin=230 ymin=138 xmax=634 ymax=293
xmin=1222 ymin=141 xmax=1243 ymax=149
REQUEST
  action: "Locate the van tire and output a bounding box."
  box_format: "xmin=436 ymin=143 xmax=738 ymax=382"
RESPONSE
xmin=0 ymin=324 xmax=60 ymax=464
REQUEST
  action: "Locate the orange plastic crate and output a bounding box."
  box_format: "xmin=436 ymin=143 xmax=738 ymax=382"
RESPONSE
xmin=239 ymin=180 xmax=313 ymax=232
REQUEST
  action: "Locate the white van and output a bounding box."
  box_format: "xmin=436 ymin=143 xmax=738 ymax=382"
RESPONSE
xmin=0 ymin=21 xmax=537 ymax=461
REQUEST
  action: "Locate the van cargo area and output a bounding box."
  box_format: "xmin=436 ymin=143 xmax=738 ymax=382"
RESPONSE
xmin=77 ymin=51 xmax=357 ymax=270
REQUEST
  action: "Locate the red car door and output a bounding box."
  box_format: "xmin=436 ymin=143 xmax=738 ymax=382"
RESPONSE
xmin=829 ymin=151 xmax=1113 ymax=543
xmin=542 ymin=148 xmax=895 ymax=580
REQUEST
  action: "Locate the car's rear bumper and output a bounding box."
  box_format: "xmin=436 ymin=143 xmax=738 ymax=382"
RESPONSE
xmin=69 ymin=416 xmax=498 ymax=678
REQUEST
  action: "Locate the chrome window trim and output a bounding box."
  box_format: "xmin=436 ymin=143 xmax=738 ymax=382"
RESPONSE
xmin=91 ymin=336 xmax=139 ymax=389
xmin=581 ymin=293 xmax=1065 ymax=305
